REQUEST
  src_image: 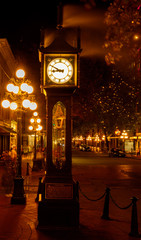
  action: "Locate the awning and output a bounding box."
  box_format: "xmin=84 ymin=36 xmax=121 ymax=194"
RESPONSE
xmin=0 ymin=125 xmax=16 ymax=135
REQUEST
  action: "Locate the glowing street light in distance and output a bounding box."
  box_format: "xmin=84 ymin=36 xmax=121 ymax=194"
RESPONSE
xmin=36 ymin=125 xmax=43 ymax=131
xmin=37 ymin=118 xmax=41 ymax=124
xmin=30 ymin=118 xmax=35 ymax=123
xmin=33 ymin=112 xmax=38 ymax=117
xmin=29 ymin=126 xmax=33 ymax=131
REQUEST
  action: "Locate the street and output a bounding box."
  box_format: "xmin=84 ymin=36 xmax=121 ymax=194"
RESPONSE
xmin=22 ymin=150 xmax=141 ymax=224
xmin=72 ymin=150 xmax=141 ymax=204
xmin=72 ymin=150 xmax=141 ymax=189
xmin=1 ymin=150 xmax=141 ymax=240
xmin=22 ymin=150 xmax=141 ymax=200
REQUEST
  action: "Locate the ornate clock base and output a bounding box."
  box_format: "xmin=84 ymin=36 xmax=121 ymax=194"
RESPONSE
xmin=36 ymin=178 xmax=79 ymax=229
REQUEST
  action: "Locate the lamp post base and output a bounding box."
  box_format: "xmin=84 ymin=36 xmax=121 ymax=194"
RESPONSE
xmin=11 ymin=177 xmax=26 ymax=204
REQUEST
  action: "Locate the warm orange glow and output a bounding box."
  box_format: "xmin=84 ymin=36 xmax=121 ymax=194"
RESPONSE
xmin=115 ymin=129 xmax=121 ymax=135
xmin=134 ymin=34 xmax=139 ymax=40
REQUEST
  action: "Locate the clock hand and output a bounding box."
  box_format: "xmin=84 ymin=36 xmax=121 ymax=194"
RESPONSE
xmin=52 ymin=69 xmax=64 ymax=73
xmin=50 ymin=65 xmax=64 ymax=73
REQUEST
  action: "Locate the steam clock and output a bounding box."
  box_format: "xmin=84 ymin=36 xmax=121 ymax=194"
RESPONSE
xmin=37 ymin=28 xmax=81 ymax=229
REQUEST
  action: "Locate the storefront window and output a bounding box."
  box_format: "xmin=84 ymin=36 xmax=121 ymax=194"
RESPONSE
xmin=52 ymin=101 xmax=66 ymax=169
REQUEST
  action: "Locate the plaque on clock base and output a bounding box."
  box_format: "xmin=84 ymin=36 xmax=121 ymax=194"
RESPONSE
xmin=36 ymin=178 xmax=79 ymax=230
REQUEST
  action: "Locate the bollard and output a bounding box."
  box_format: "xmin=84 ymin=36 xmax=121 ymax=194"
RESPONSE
xmin=26 ymin=162 xmax=29 ymax=176
xmin=101 ymin=187 xmax=110 ymax=220
xmin=129 ymin=197 xmax=140 ymax=238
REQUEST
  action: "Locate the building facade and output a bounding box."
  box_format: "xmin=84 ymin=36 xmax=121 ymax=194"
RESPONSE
xmin=0 ymin=39 xmax=16 ymax=155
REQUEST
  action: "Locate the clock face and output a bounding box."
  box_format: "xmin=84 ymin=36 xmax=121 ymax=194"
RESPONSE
xmin=47 ymin=58 xmax=73 ymax=84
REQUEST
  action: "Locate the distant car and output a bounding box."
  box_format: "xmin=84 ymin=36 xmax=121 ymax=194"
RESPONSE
xmin=109 ymin=148 xmax=126 ymax=157
xmin=79 ymin=144 xmax=91 ymax=152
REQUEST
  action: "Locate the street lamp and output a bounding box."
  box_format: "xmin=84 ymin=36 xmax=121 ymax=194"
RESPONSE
xmin=28 ymin=112 xmax=43 ymax=171
xmin=2 ymin=69 xmax=37 ymax=204
xmin=120 ymin=130 xmax=128 ymax=151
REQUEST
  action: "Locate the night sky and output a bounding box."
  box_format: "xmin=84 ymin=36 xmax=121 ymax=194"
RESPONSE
xmin=0 ymin=0 xmax=112 ymax=98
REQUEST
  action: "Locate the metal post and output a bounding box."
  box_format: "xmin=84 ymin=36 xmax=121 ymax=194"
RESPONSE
xmin=34 ymin=130 xmax=37 ymax=161
xmin=129 ymin=197 xmax=140 ymax=237
xmin=17 ymin=108 xmax=22 ymax=177
xmin=101 ymin=187 xmax=110 ymax=220
xmin=11 ymin=106 xmax=26 ymax=204
xmin=32 ymin=130 xmax=37 ymax=171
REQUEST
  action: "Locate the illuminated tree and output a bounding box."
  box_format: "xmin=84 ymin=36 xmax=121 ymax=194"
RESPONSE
xmin=104 ymin=0 xmax=141 ymax=69
xmin=73 ymin=59 xmax=138 ymax=138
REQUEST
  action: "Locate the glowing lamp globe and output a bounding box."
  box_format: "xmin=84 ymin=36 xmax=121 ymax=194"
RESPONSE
xmin=33 ymin=112 xmax=38 ymax=117
xmin=2 ymin=100 xmax=10 ymax=108
xmin=27 ymin=86 xmax=33 ymax=94
xmin=30 ymin=102 xmax=37 ymax=110
xmin=30 ymin=118 xmax=34 ymax=123
xmin=16 ymin=69 xmax=25 ymax=78
xmin=37 ymin=118 xmax=41 ymax=124
xmin=10 ymin=102 xmax=17 ymax=110
xmin=13 ymin=86 xmax=19 ymax=94
xmin=7 ymin=83 xmax=14 ymax=92
xmin=20 ymin=83 xmax=28 ymax=92
xmin=22 ymin=99 xmax=31 ymax=108
xmin=29 ymin=126 xmax=33 ymax=131
xmin=36 ymin=125 xmax=43 ymax=131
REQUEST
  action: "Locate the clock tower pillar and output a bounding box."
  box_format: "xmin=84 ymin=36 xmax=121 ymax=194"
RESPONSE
xmin=37 ymin=27 xmax=81 ymax=229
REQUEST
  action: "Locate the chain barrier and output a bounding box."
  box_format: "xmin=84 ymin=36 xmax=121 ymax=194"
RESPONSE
xmin=79 ymin=185 xmax=106 ymax=202
xmin=79 ymin=184 xmax=140 ymax=237
xmin=109 ymin=192 xmax=132 ymax=210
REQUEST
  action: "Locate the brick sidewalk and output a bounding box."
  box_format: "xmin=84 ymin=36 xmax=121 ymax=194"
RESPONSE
xmin=0 ymin=168 xmax=137 ymax=240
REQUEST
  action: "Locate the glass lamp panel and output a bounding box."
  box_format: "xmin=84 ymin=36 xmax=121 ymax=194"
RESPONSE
xmin=52 ymin=101 xmax=66 ymax=170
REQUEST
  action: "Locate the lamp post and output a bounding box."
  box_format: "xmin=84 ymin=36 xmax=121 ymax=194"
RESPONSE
xmin=120 ymin=130 xmax=128 ymax=151
xmin=2 ymin=69 xmax=37 ymax=204
xmin=29 ymin=111 xmax=43 ymax=171
xmin=115 ymin=129 xmax=121 ymax=148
